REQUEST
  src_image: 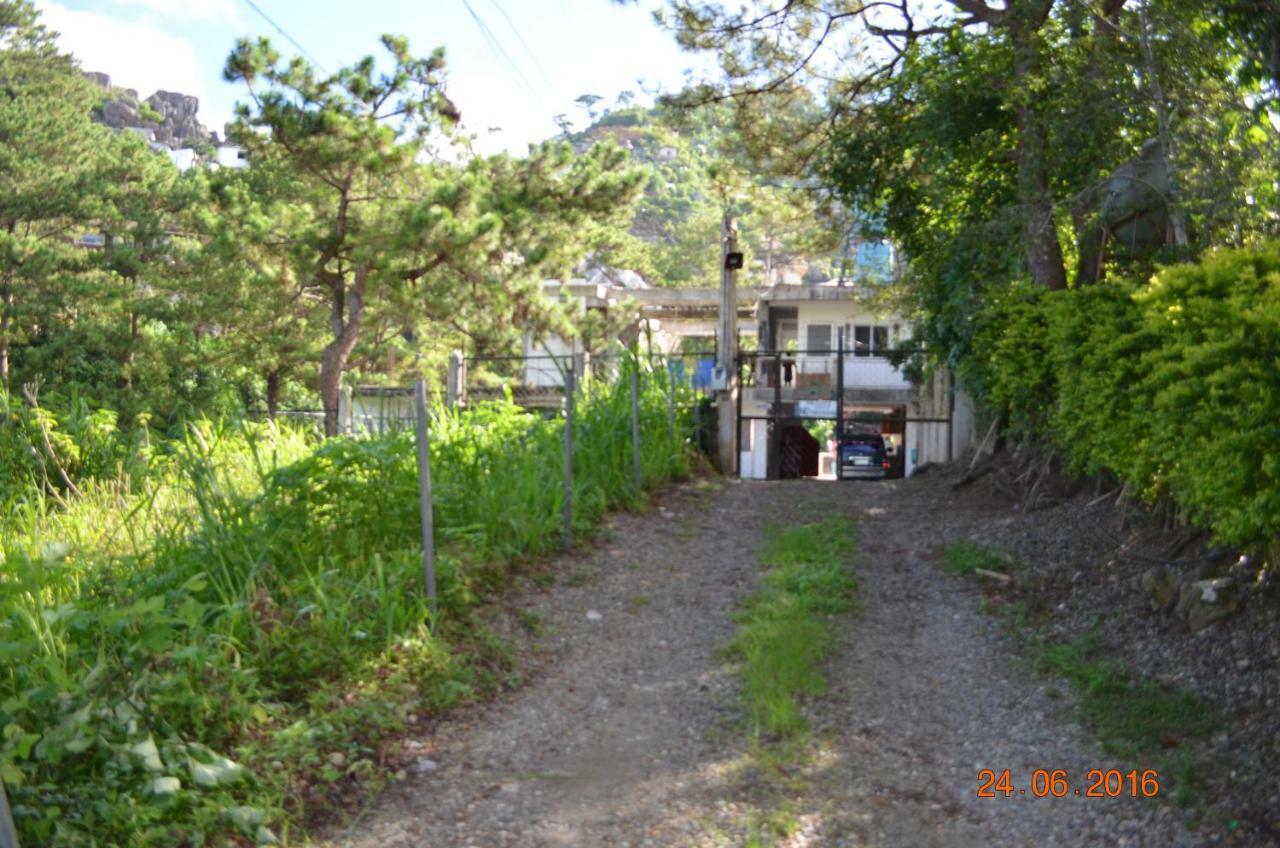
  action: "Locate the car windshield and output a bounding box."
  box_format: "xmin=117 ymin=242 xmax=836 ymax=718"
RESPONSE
xmin=841 ymin=443 xmax=882 ymax=456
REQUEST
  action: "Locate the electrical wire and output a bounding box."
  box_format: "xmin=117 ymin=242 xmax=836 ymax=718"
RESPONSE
xmin=460 ymin=0 xmax=542 ymax=100
xmin=485 ymin=0 xmax=564 ymax=101
xmin=239 ymin=0 xmax=329 ymax=74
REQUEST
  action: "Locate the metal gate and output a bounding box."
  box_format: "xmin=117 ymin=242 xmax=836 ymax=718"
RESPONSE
xmin=734 ymin=340 xmax=954 ymax=480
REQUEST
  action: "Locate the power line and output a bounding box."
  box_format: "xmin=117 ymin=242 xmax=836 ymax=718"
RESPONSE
xmin=485 ymin=0 xmax=564 ymax=101
xmin=239 ymin=0 xmax=329 ymax=74
xmin=460 ymin=0 xmax=541 ymax=100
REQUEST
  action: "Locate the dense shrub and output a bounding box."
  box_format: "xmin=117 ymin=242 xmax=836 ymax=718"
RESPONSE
xmin=969 ymin=242 xmax=1280 ymax=555
xmin=0 ymin=355 xmax=696 ymax=846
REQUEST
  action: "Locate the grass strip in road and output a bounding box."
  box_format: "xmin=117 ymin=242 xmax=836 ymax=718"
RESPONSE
xmin=726 ymin=517 xmax=857 ymax=846
xmin=733 ymin=518 xmax=857 ymax=741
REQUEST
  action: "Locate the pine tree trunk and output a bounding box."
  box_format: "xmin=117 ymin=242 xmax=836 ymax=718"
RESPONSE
xmin=266 ymin=368 xmax=281 ymax=420
xmin=319 ymin=269 xmax=366 ymax=437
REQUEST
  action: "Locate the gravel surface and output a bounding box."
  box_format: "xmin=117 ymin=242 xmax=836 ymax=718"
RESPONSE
xmin=318 ymin=474 xmax=1204 ymax=847
xmin=953 ymin=461 xmax=1280 ymax=846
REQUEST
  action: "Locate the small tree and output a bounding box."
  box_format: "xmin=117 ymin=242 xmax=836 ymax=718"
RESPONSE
xmin=224 ymin=35 xmax=472 ymax=435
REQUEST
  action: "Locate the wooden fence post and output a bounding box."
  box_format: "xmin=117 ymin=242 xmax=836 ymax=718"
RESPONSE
xmin=563 ymin=364 xmax=575 ymax=548
xmin=413 ymin=380 xmax=437 ymax=615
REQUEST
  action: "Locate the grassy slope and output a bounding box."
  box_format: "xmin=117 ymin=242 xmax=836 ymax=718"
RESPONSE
xmin=0 ymin=360 xmax=693 ymax=846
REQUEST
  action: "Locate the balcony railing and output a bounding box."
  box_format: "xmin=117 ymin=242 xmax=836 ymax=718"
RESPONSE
xmin=742 ymin=349 xmax=914 ymax=396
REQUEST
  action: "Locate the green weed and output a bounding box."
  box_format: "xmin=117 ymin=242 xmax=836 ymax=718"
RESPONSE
xmin=733 ymin=519 xmax=857 ymax=741
xmin=1034 ymin=635 xmax=1212 ymax=758
xmin=0 ymin=355 xmax=699 ymax=846
xmin=943 ymin=540 xmax=1019 ymax=575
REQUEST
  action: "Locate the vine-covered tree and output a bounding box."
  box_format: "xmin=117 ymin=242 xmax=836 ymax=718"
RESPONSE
xmin=658 ymin=0 xmax=1278 ymax=356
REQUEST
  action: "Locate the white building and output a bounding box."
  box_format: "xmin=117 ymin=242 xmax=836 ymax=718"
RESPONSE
xmin=164 ymin=147 xmax=198 ymax=171
xmin=215 ymin=145 xmax=249 ymax=169
xmin=736 ymin=283 xmax=971 ymax=480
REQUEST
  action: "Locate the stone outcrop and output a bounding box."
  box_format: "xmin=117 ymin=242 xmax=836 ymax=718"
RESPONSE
xmin=85 ymin=71 xmax=218 ymax=150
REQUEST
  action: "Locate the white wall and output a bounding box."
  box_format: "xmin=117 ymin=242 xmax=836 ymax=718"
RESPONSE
xmin=522 ymin=334 xmax=574 ymax=387
xmin=216 ymin=146 xmax=248 ymax=169
xmin=739 ymin=418 xmax=769 ymax=479
xmin=905 ymin=420 xmax=951 ymax=476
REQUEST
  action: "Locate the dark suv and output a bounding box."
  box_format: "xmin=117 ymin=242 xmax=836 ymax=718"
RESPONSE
xmin=838 ymin=432 xmax=889 ymax=480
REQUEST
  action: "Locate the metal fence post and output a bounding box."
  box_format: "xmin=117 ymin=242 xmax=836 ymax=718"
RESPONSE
xmin=631 ymin=365 xmax=642 ymax=491
xmin=563 ymin=363 xmax=574 ymax=548
xmin=666 ymin=359 xmax=676 ymax=452
xmin=1 ymin=780 xmax=19 ymax=848
xmin=413 ymin=380 xmax=437 ymax=615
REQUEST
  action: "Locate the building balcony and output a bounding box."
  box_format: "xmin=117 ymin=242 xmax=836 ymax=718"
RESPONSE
xmin=744 ymin=352 xmax=912 ymax=396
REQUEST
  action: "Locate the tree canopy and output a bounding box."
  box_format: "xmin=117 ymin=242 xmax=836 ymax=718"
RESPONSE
xmin=660 ymin=0 xmax=1278 ymax=361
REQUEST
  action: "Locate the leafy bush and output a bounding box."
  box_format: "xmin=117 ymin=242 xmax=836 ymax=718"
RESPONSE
xmin=970 ymin=242 xmax=1280 ymax=556
xmin=0 ymin=355 xmax=697 ymax=845
xmin=0 ymin=389 xmax=151 ymax=505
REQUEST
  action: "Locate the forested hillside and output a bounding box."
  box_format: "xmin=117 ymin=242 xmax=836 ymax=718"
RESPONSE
xmin=563 ymin=99 xmax=878 ymax=287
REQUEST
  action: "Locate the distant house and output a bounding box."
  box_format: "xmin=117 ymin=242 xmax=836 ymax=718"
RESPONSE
xmin=737 ymin=282 xmax=971 ymax=479
xmin=124 ymin=126 xmax=157 ymax=143
xmin=165 ymin=148 xmax=198 ymax=171
xmin=215 ymin=146 xmax=249 ymax=169
xmin=521 ymin=275 xmax=740 ymax=390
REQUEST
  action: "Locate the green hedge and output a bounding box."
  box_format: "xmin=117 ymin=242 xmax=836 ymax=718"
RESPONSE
xmin=969 ymin=242 xmax=1280 ymax=554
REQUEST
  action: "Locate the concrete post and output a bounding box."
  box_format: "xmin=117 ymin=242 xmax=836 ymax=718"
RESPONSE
xmin=338 ymin=384 xmax=354 ymax=436
xmin=715 ymin=211 xmax=739 ymax=475
xmin=413 ymin=380 xmax=437 ymax=616
xmin=446 ymin=350 xmax=466 ymax=408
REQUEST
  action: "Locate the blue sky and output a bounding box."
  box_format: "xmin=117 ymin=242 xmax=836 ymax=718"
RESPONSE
xmin=35 ymin=0 xmax=708 ymax=153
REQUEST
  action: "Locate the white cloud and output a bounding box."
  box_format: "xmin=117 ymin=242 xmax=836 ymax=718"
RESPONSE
xmin=35 ymin=1 xmax=230 ymax=130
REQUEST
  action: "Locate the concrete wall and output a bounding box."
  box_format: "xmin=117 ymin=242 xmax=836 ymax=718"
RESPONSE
xmin=523 ymin=334 xmax=574 ymax=387
xmin=739 ymin=418 xmax=769 ymax=479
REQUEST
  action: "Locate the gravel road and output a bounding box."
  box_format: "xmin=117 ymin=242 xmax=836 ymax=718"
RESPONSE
xmin=318 ymin=475 xmax=1197 ymax=847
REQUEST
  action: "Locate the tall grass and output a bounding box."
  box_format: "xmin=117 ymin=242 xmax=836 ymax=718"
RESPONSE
xmin=0 ymin=354 xmax=696 ymax=846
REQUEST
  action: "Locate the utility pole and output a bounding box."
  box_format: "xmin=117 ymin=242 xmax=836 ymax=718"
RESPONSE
xmin=716 ymin=210 xmax=741 ymax=475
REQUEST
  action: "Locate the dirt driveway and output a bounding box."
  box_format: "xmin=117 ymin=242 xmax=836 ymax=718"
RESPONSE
xmin=319 ymin=476 xmax=1195 ymax=847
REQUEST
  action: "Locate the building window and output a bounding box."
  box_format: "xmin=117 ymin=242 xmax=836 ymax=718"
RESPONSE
xmin=873 ymin=325 xmax=889 ymax=353
xmin=807 ymin=323 xmax=832 ymax=352
xmin=852 ymin=324 xmax=872 ymax=357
